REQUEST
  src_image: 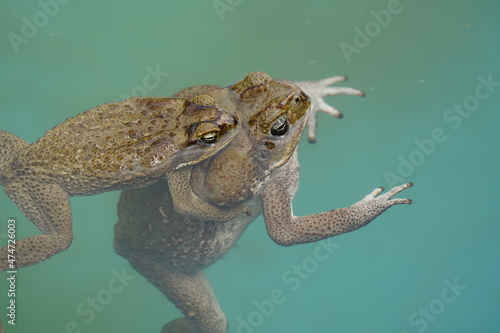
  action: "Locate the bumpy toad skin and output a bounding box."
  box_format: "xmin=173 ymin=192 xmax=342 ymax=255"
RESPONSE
xmin=114 ymin=72 xmax=413 ymax=333
xmin=0 ymin=95 xmax=243 ymax=271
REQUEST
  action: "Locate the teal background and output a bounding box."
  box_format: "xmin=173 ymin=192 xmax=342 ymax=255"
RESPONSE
xmin=1 ymin=0 xmax=499 ymax=332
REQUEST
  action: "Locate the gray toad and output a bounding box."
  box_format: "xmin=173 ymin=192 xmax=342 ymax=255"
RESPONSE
xmin=0 ymin=95 xmax=244 ymax=271
xmin=113 ymin=72 xmax=413 ymax=333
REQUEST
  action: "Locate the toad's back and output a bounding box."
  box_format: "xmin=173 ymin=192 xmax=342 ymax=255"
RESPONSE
xmin=6 ymin=98 xmax=193 ymax=195
xmin=0 ymin=94 xmax=239 ymax=272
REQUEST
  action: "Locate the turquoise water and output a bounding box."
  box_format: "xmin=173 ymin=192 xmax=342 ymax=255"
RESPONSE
xmin=1 ymin=0 xmax=499 ymax=332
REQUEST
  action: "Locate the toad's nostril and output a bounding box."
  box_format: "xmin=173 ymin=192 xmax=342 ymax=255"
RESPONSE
xmin=265 ymin=141 xmax=275 ymax=150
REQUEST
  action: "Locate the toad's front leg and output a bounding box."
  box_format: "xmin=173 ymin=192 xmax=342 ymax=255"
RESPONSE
xmin=167 ymin=167 xmax=252 ymax=221
xmin=262 ymin=182 xmax=413 ymax=246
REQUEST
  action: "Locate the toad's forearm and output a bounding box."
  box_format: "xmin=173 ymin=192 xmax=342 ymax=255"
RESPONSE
xmin=262 ymin=182 xmax=412 ymax=246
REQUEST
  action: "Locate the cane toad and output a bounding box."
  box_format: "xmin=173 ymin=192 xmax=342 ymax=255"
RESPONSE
xmin=0 ymin=95 xmax=243 ymax=270
xmin=114 ymin=72 xmax=413 ymax=333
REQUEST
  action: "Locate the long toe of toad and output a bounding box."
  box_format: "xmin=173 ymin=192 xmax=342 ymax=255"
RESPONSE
xmin=290 ymin=76 xmax=365 ymax=143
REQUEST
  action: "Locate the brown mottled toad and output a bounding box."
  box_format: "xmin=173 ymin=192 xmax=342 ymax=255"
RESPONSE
xmin=0 ymin=95 xmax=243 ymax=271
xmin=114 ymin=72 xmax=413 ymax=332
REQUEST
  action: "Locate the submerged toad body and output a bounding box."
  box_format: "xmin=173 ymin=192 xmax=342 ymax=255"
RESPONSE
xmin=0 ymin=95 xmax=243 ymax=270
xmin=114 ymin=72 xmax=413 ymax=333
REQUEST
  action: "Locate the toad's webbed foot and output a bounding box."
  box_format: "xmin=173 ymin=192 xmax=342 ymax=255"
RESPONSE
xmin=124 ymin=257 xmax=227 ymax=333
xmin=290 ymin=76 xmax=365 ymax=143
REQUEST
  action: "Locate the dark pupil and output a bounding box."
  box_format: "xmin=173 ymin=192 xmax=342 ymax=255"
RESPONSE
xmin=200 ymin=131 xmax=218 ymax=144
xmin=271 ymin=116 xmax=288 ymax=136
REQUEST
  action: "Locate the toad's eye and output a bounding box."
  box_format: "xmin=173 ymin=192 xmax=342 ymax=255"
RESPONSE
xmin=270 ymin=116 xmax=289 ymax=136
xmin=294 ymin=96 xmax=302 ymax=104
xmin=199 ymin=131 xmax=218 ymax=144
